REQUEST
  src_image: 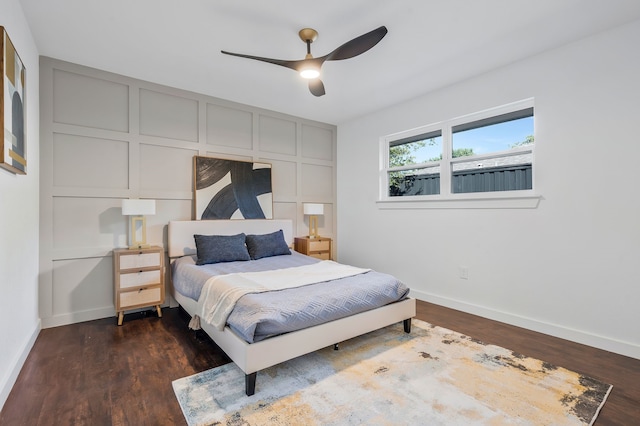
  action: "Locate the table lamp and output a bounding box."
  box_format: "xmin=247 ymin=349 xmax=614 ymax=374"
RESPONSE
xmin=122 ymin=199 xmax=156 ymax=249
xmin=303 ymin=203 xmax=324 ymax=239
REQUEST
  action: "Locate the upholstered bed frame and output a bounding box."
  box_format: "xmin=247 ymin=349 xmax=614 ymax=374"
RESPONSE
xmin=168 ymin=219 xmax=416 ymax=396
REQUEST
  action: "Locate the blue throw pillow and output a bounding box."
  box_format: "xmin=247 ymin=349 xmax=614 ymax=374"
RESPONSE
xmin=245 ymin=230 xmax=291 ymax=260
xmin=194 ymin=233 xmax=250 ymax=265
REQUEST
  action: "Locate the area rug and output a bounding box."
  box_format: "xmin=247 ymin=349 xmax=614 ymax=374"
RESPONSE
xmin=172 ymin=319 xmax=612 ymax=425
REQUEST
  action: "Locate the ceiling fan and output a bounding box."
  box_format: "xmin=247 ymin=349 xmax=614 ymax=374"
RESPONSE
xmin=221 ymin=26 xmax=388 ymax=97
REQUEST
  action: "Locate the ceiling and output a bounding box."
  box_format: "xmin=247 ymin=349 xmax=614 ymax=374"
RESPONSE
xmin=19 ymin=0 xmax=640 ymax=125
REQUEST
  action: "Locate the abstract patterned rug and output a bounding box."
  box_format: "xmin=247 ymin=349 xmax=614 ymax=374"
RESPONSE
xmin=173 ymin=320 xmax=611 ymax=425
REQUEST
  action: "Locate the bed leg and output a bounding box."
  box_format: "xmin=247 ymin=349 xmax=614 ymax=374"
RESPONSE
xmin=403 ymin=318 xmax=412 ymax=333
xmin=245 ymin=372 xmax=257 ymax=396
xmin=334 ymin=343 xmax=339 ymax=350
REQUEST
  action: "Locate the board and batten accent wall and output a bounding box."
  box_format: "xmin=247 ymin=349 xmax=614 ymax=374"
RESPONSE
xmin=39 ymin=57 xmax=337 ymax=328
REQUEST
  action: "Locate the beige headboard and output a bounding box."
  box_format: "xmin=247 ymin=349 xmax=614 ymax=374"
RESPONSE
xmin=168 ymin=219 xmax=294 ymax=258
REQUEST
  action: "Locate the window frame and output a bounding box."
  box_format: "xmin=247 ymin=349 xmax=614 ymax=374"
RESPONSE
xmin=378 ymin=99 xmax=540 ymax=209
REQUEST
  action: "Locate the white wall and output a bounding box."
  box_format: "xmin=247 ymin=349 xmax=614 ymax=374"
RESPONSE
xmin=0 ymin=0 xmax=40 ymax=410
xmin=337 ymin=20 xmax=640 ymax=359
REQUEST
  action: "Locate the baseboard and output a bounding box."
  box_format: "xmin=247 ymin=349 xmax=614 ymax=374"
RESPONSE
xmin=411 ymin=289 xmax=640 ymax=360
xmin=0 ymin=318 xmax=41 ymax=412
xmin=41 ymin=307 xmax=116 ymax=328
xmin=41 ymin=303 xmax=174 ymax=329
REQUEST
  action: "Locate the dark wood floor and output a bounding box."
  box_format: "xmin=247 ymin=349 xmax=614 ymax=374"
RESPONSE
xmin=1 ymin=301 xmax=638 ymax=425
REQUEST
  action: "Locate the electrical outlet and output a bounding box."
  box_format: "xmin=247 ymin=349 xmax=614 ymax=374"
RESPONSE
xmin=459 ymin=266 xmax=469 ymax=280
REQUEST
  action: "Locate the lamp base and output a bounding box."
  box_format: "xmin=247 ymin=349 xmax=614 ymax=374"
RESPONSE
xmin=309 ymin=215 xmax=319 ymax=239
xmin=128 ymin=216 xmax=150 ymax=250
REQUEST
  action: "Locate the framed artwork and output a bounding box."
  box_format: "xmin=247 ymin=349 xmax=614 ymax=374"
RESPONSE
xmin=1 ymin=26 xmax=26 ymax=175
xmin=194 ymin=156 xmax=273 ymax=220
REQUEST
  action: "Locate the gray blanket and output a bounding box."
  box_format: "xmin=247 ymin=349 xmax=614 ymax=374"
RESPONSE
xmin=171 ymin=251 xmax=410 ymax=343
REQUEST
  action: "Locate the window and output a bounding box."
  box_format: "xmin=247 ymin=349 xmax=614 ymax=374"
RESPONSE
xmin=381 ymin=100 xmax=535 ymax=203
xmin=388 ymin=130 xmax=442 ymax=196
xmin=451 ymin=108 xmax=533 ymax=194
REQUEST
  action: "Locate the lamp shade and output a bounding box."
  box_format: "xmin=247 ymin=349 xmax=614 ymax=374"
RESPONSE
xmin=122 ymin=199 xmax=156 ymax=216
xmin=303 ymin=203 xmax=324 ymax=215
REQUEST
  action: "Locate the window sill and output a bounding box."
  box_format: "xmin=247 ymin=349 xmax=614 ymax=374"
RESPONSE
xmin=376 ymin=193 xmax=541 ymax=209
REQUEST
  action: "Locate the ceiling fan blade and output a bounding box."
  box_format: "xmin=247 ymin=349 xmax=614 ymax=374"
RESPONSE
xmin=308 ymin=79 xmax=326 ymax=97
xmin=326 ymin=26 xmax=388 ymax=61
xmin=221 ymin=51 xmax=327 ymax=74
xmin=221 ymin=50 xmax=301 ymax=72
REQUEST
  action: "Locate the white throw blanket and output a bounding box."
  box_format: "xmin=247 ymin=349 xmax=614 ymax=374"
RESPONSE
xmin=196 ymin=260 xmax=370 ymax=330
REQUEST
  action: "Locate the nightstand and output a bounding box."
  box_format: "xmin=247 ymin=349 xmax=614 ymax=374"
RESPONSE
xmin=113 ymin=246 xmax=165 ymax=326
xmin=294 ymin=236 xmax=332 ymax=260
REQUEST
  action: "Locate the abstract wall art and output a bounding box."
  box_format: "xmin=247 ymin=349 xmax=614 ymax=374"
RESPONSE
xmin=194 ymin=156 xmax=273 ymax=220
xmin=1 ymin=26 xmax=26 ymax=175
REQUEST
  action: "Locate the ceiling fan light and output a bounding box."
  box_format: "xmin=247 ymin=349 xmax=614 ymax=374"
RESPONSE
xmin=300 ymin=67 xmax=320 ymax=79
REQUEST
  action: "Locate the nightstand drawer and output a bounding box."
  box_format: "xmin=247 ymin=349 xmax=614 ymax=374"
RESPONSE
xmin=120 ymin=270 xmax=161 ymax=289
xmin=308 ymin=240 xmax=330 ymax=251
xmin=118 ymin=252 xmax=161 ymax=270
xmin=119 ymin=287 xmax=162 ymax=308
xmin=311 ymin=252 xmax=331 ymax=260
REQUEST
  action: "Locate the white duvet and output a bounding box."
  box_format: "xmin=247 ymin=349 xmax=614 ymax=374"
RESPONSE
xmin=197 ymin=260 xmax=370 ymax=330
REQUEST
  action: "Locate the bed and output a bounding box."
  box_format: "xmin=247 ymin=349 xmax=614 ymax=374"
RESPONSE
xmin=168 ymin=219 xmax=416 ymax=396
